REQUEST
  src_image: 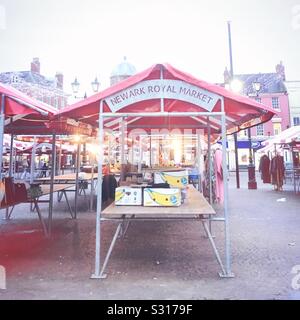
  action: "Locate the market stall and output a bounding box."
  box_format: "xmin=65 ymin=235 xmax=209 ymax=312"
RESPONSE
xmin=0 ymin=83 xmax=94 ymax=235
xmin=57 ymin=63 xmax=275 ymax=278
xmin=258 ymin=126 xmax=300 ymax=192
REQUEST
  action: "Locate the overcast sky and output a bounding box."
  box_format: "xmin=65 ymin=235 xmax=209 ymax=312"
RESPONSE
xmin=0 ymin=0 xmax=299 ymax=100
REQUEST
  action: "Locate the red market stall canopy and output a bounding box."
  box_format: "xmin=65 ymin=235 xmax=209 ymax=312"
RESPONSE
xmin=0 ymin=83 xmax=94 ymax=136
xmin=57 ymin=63 xmax=276 ymax=134
xmin=0 ymin=83 xmax=56 ymax=133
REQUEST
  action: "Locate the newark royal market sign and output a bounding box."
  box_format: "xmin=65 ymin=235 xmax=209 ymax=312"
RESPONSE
xmin=106 ymin=80 xmax=220 ymax=112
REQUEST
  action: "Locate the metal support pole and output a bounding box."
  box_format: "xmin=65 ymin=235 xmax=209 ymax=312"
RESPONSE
xmin=197 ymin=132 xmax=202 ymax=192
xmin=82 ymin=142 xmax=87 ymax=166
xmin=12 ymin=141 xmax=17 ymax=177
xmin=58 ymin=141 xmax=62 ymax=175
xmin=293 ymin=146 xmax=296 ymax=193
xmin=160 ymin=66 xmax=164 ymax=112
xmin=227 ymin=21 xmax=234 ymax=77
xmin=30 ymin=136 xmax=37 ymax=184
xmin=138 ymin=136 xmax=142 ymax=173
xmin=207 ymin=117 xmax=212 ymax=204
xmin=8 ymin=132 xmax=14 ymax=177
xmin=89 ymin=160 xmax=95 ymax=212
xmin=48 ymin=133 xmax=57 ymax=237
xmin=227 ymin=21 xmax=240 ymax=189
xmin=91 ymin=100 xmax=106 ymax=279
xmin=74 ymin=141 xmax=81 ymax=219
xmin=108 ymin=135 xmax=112 ymax=168
xmin=220 ymin=98 xmax=234 ymax=278
xmin=233 ymin=133 xmax=240 ymax=189
xmin=247 ymin=128 xmax=257 ymax=189
xmin=149 ymin=135 xmax=152 ymax=168
xmin=0 ymin=94 xmax=5 ymax=180
xmin=131 ymin=136 xmax=134 ymax=165
xmin=120 ymin=119 xmax=126 ymax=181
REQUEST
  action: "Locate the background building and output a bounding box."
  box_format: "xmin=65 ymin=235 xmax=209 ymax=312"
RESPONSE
xmin=222 ymin=61 xmax=291 ymax=169
xmin=110 ymin=56 xmax=137 ymax=86
xmin=285 ymin=80 xmax=300 ymax=127
xmin=0 ymin=58 xmax=70 ymax=109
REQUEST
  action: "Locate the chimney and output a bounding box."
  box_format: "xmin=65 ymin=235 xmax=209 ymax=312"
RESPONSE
xmin=31 ymin=57 xmax=40 ymax=74
xmin=275 ymin=61 xmax=286 ymax=81
xmin=55 ymin=72 xmax=64 ymax=90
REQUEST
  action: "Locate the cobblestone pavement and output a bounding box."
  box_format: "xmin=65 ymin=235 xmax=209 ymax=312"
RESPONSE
xmin=0 ymin=171 xmax=300 ymax=300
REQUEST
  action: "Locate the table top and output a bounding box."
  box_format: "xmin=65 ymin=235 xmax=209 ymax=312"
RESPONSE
xmin=102 ymin=186 xmax=216 ymax=217
xmin=40 ymin=184 xmax=75 ymax=195
xmin=36 ymin=173 xmax=97 ymax=182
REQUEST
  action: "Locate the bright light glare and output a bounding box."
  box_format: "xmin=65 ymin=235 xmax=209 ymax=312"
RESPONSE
xmin=230 ymin=79 xmax=244 ymax=93
xmin=74 ymin=135 xmax=81 ymax=143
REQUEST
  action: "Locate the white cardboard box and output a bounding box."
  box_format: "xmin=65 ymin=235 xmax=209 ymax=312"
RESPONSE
xmin=154 ymin=171 xmax=188 ymax=188
xmin=143 ymin=188 xmax=181 ymax=207
xmin=115 ymin=187 xmax=142 ymax=206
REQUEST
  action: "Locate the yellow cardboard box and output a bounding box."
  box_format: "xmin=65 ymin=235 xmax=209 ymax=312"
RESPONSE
xmin=143 ymin=188 xmax=181 ymax=207
xmin=115 ymin=187 xmax=142 ymax=206
xmin=154 ymin=171 xmax=188 ymax=188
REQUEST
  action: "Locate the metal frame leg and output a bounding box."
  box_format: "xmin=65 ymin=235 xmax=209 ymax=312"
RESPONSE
xmin=119 ymin=218 xmax=131 ymax=238
xmin=97 ymin=222 xmax=123 ymax=279
xmin=5 ymin=206 xmax=15 ymax=220
xmin=208 ymin=219 xmax=215 ymax=238
xmin=34 ymin=200 xmax=48 ymax=237
xmin=202 ymin=220 xmax=234 ymax=278
xmin=57 ymin=191 xmax=64 ymax=202
xmin=63 ymin=191 xmax=74 ymax=219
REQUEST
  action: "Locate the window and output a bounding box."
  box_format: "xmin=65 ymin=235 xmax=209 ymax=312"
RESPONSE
xmin=239 ymin=129 xmax=248 ymax=137
xmin=272 ymin=97 xmax=280 ymax=110
xmin=273 ymin=123 xmax=282 ymax=135
xmin=255 ymin=97 xmax=261 ymax=103
xmin=293 ymin=117 xmax=300 ymax=126
xmin=256 ymin=124 xmax=264 ymax=136
xmin=10 ymin=74 xmax=19 ymax=83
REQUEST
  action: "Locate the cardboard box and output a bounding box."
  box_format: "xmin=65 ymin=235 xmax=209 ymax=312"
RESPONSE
xmin=154 ymin=171 xmax=188 ymax=188
xmin=143 ymin=188 xmax=181 ymax=207
xmin=115 ymin=187 xmax=142 ymax=206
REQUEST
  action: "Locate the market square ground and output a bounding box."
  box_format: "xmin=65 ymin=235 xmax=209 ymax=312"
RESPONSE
xmin=0 ymin=171 xmax=300 ymax=300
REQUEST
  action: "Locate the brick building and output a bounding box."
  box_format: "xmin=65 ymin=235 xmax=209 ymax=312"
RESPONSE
xmin=0 ymin=58 xmax=70 ymax=109
xmin=222 ymin=61 xmax=291 ymax=169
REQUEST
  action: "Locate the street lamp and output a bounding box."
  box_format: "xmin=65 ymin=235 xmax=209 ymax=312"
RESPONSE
xmin=252 ymin=80 xmax=261 ymax=94
xmin=91 ymin=77 xmax=100 ymax=93
xmin=71 ymin=76 xmax=100 ymax=99
xmin=71 ymin=76 xmax=101 ymax=164
xmin=247 ymin=80 xmax=261 ymax=190
xmin=71 ymin=77 xmax=80 ymax=94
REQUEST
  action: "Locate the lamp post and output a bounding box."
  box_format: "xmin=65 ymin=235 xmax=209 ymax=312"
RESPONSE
xmin=71 ymin=76 xmax=100 ymax=100
xmin=71 ymin=76 xmax=100 ymax=165
xmin=247 ymin=80 xmax=261 ymax=190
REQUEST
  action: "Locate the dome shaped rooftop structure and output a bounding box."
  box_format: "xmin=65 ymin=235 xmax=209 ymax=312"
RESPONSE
xmin=110 ymin=57 xmax=137 ymax=86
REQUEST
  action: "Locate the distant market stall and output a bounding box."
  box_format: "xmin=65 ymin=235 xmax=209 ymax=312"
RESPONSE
xmin=57 ymin=63 xmax=275 ymax=279
xmin=0 ymin=83 xmax=94 ymax=236
xmin=258 ymin=126 xmax=300 ymax=193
